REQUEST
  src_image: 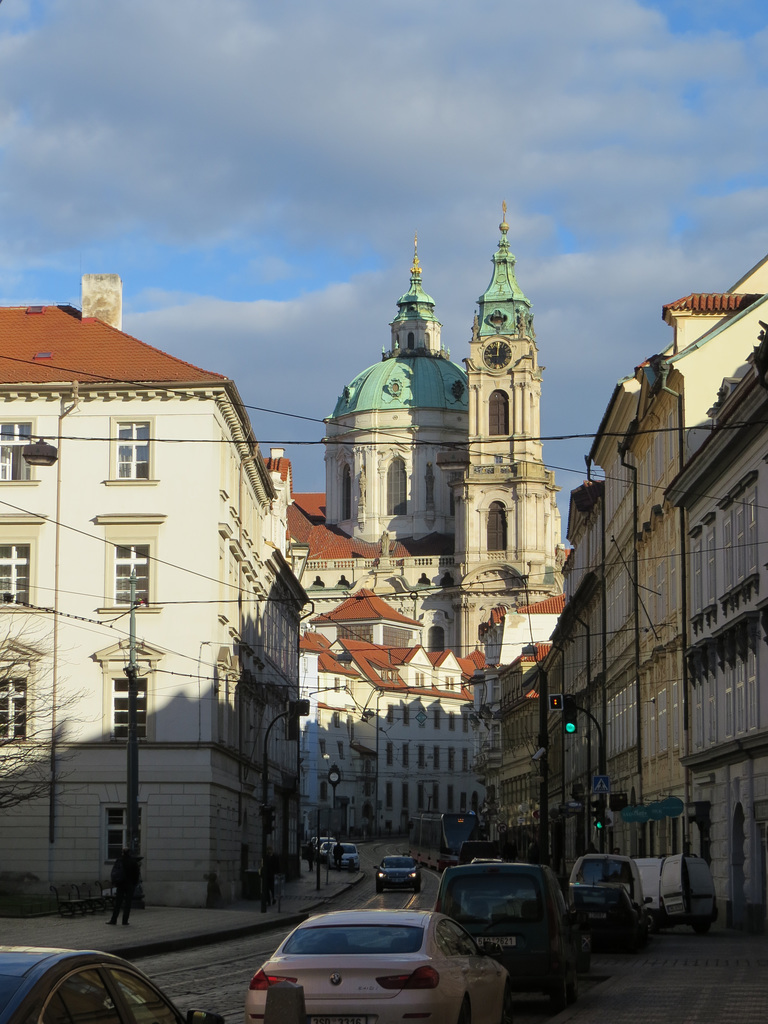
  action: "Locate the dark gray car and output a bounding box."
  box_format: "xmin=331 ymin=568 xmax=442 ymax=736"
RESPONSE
xmin=376 ymin=855 xmax=422 ymax=892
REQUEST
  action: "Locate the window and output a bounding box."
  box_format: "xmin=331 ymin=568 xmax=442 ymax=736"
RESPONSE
xmin=447 ymin=784 xmax=454 ymax=810
xmin=487 ymin=502 xmax=507 ymax=552
xmin=0 ymin=423 xmax=32 ymax=481
xmin=462 ymin=713 xmax=469 ymax=733
xmin=113 ymin=677 xmax=147 ymax=740
xmin=432 ymin=782 xmax=439 ymax=810
xmin=402 ymin=781 xmax=409 ymax=808
xmin=402 ymin=743 xmax=409 ymax=767
xmin=434 ymin=707 xmax=441 ymax=729
xmin=115 ymin=545 xmax=149 ymax=605
xmin=320 ymin=781 xmax=328 ymax=800
xmin=448 ymin=748 xmax=455 ymax=770
xmin=385 ymin=782 xmax=393 ymax=808
xmin=105 ymin=807 xmax=142 ymax=861
xmin=386 ymin=742 xmax=393 ymax=766
xmin=332 ymin=712 xmax=340 ymax=728
xmin=319 ymin=739 xmax=326 ymax=756
xmin=427 ymin=625 xmax=445 ymax=652
xmin=0 ymin=679 xmax=27 ymax=739
xmin=403 ymin=704 xmax=410 ymax=726
xmin=462 ymin=748 xmax=469 ymax=771
xmin=109 ymin=969 xmax=178 ymax=1024
xmin=43 ymin=968 xmax=122 ymax=1024
xmin=489 ymin=391 xmax=509 ymax=436
xmin=417 ymin=783 xmax=424 ymax=809
xmin=433 ymin=745 xmax=440 ymax=769
xmin=387 ymin=459 xmax=407 ymax=515
xmin=342 ymin=464 xmax=352 ymax=520
xmin=386 ymin=704 xmax=394 ymax=724
xmin=337 ymin=740 xmax=344 ymax=760
xmin=116 ymin=422 xmax=150 ymax=479
xmin=0 ymin=544 xmax=30 ymax=604
xmin=448 ymin=712 xmax=455 ymax=731
xmin=417 ymin=745 xmax=425 ymax=768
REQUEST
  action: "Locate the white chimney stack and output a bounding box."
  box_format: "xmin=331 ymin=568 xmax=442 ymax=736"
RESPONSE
xmin=81 ymin=274 xmax=123 ymax=330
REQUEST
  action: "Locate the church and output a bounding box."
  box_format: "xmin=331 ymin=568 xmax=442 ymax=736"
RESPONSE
xmin=289 ymin=210 xmax=565 ymax=657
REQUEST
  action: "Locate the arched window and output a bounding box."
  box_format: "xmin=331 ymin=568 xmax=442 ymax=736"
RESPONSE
xmin=487 ymin=501 xmax=507 ymax=552
xmin=489 ymin=390 xmax=509 ymax=436
xmin=427 ymin=625 xmax=445 ymax=652
xmin=387 ymin=459 xmax=407 ymax=515
xmin=341 ymin=464 xmax=351 ymax=520
xmin=407 ymin=331 xmax=415 ymax=349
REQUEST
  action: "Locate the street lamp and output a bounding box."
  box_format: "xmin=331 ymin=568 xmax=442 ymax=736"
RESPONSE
xmin=21 ymin=438 xmax=58 ymax=467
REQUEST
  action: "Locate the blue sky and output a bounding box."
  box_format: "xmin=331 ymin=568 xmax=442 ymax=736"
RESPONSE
xmin=2 ymin=0 xmax=768 ymax=527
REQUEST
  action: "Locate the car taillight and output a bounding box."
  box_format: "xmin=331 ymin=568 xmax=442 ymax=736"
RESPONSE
xmin=249 ymin=970 xmax=298 ymax=990
xmin=377 ymin=966 xmax=439 ymax=990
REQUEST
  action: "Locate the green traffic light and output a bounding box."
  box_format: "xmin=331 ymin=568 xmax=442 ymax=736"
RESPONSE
xmin=565 ymin=721 xmax=577 ymax=734
xmin=595 ymin=817 xmax=604 ymax=829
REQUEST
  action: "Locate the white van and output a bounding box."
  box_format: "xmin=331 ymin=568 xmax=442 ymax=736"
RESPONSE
xmin=635 ymin=855 xmax=717 ymax=933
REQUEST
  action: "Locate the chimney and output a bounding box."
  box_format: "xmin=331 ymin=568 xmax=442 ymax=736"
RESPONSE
xmin=81 ymin=274 xmax=123 ymax=330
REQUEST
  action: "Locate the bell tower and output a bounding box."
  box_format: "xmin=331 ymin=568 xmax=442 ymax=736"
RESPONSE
xmin=451 ymin=207 xmax=563 ymax=648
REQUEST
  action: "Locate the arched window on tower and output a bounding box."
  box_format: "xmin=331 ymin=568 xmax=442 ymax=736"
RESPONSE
xmin=407 ymin=331 xmax=415 ymax=349
xmin=487 ymin=501 xmax=507 ymax=552
xmin=489 ymin=390 xmax=509 ymax=436
xmin=341 ymin=464 xmax=352 ymax=520
xmin=387 ymin=458 xmax=407 ymax=515
xmin=427 ymin=625 xmax=445 ymax=652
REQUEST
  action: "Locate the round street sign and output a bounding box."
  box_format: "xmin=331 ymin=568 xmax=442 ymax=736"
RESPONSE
xmin=661 ymin=796 xmax=685 ymax=817
xmin=497 ymin=823 xmax=508 ymax=833
xmin=648 ymin=802 xmax=665 ymax=821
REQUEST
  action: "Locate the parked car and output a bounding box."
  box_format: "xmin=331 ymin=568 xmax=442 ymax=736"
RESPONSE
xmin=570 ymin=883 xmax=646 ymax=952
xmin=635 ymin=855 xmax=717 ymax=933
xmin=0 ymin=947 xmax=224 ymax=1024
xmin=331 ymin=842 xmax=360 ymax=871
xmin=569 ymin=853 xmax=651 ymax=940
xmin=435 ymin=860 xmax=582 ymax=1011
xmin=318 ymin=840 xmax=336 ymax=864
xmin=246 ymin=909 xmax=513 ymax=1024
xmin=376 ymin=855 xmax=422 ymax=892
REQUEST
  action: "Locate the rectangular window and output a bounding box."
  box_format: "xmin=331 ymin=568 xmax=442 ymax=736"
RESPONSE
xmin=433 ymin=745 xmax=440 ymax=769
xmin=462 ymin=713 xmax=469 ymax=733
xmin=434 ymin=707 xmax=440 ymax=729
xmin=725 ymin=662 xmax=734 ymax=738
xmin=332 ymin=712 xmax=340 ymax=728
xmin=115 ymin=545 xmax=150 ymax=605
xmin=747 ymin=649 xmax=757 ymax=731
xmin=417 ymin=783 xmax=424 ymax=810
xmin=105 ymin=807 xmax=142 ymax=862
xmin=447 ymin=784 xmax=454 ymax=810
xmin=448 ymin=712 xmax=455 ymax=731
xmin=385 ymin=782 xmax=393 ymax=809
xmin=0 ymin=544 xmax=30 ymax=605
xmin=0 ymin=423 xmax=32 ymax=481
xmin=417 ymin=745 xmax=425 ymax=768
xmin=0 ymin=679 xmax=27 ymax=739
xmin=736 ymin=657 xmax=745 ymax=734
xmin=386 ymin=704 xmax=394 ymax=724
xmin=402 ymin=743 xmax=409 ymax=768
xmin=462 ymin=748 xmax=468 ymax=771
xmin=319 ymin=739 xmax=326 ymax=756
xmin=386 ymin=742 xmax=393 ymax=766
xmin=460 ymin=791 xmax=467 ymax=811
xmin=723 ymin=514 xmax=733 ymax=590
xmin=116 ymin=422 xmax=150 ymax=480
xmin=432 ymin=782 xmax=439 ymax=811
xmin=448 ymin=748 xmax=455 ymax=771
xmin=657 ymin=688 xmax=668 ymax=753
xmin=403 ymin=704 xmax=410 ymax=726
xmin=402 ymin=782 xmax=409 ymax=808
xmin=692 ymin=539 xmax=703 ymax=612
xmin=337 ymin=740 xmax=344 ymax=760
xmin=320 ymin=781 xmax=328 ymax=800
xmin=113 ymin=677 xmax=147 ymax=740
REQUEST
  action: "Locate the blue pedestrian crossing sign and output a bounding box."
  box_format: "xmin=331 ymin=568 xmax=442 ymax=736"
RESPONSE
xmin=592 ymin=775 xmax=611 ymax=795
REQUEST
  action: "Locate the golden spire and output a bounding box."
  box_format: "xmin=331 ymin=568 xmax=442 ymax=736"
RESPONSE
xmin=500 ymin=200 xmax=509 ymax=234
xmin=411 ymin=231 xmax=422 ymax=277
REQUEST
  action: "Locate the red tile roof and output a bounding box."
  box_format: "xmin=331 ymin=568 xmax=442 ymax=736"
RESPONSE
xmin=292 ymin=493 xmax=327 ymax=522
xmin=288 ymin=511 xmax=455 ymax=562
xmin=266 ymin=456 xmax=292 ymax=483
xmin=311 ymin=589 xmax=420 ymax=626
xmin=0 ymin=305 xmax=226 ymax=385
xmin=662 ymin=293 xmax=760 ymax=317
xmin=517 ymin=593 xmax=565 ymax=615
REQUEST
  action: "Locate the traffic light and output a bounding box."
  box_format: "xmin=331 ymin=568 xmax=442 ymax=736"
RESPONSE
xmin=260 ymin=804 xmax=276 ymax=834
xmin=591 ymin=797 xmax=606 ymax=830
xmin=563 ymin=695 xmax=578 ymax=734
xmin=549 ymin=694 xmax=564 ymax=711
xmin=287 ymin=698 xmax=311 ymax=740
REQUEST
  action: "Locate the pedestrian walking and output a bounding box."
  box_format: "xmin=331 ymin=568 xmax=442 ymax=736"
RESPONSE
xmin=304 ymin=842 xmax=314 ymax=871
xmin=333 ymin=840 xmax=344 ymax=870
xmin=107 ymin=848 xmax=141 ymax=926
xmin=262 ymin=846 xmax=279 ymax=905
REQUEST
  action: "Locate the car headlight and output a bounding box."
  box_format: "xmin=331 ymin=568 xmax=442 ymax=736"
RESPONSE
xmin=408 ymin=872 xmax=417 ymax=878
xmin=377 ymin=871 xmax=386 ymax=878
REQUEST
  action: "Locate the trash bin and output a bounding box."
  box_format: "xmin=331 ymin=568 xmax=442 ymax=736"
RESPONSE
xmin=243 ymin=869 xmax=261 ymax=900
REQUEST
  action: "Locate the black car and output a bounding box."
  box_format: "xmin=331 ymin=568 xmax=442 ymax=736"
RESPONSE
xmin=375 ymin=855 xmax=422 ymax=893
xmin=0 ymin=947 xmax=224 ymax=1024
xmin=570 ymin=884 xmax=648 ymax=952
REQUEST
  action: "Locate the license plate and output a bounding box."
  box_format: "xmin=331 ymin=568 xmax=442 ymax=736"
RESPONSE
xmin=588 ymin=912 xmax=607 ymax=920
xmin=481 ymin=936 xmax=517 ymax=947
xmin=310 ymin=1018 xmax=367 ymax=1024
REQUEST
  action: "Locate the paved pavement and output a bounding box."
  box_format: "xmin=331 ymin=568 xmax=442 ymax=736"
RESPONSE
xmin=1 ymin=864 xmax=362 ymax=960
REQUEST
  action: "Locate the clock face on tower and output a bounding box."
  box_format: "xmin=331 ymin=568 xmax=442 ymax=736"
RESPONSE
xmin=483 ymin=339 xmax=512 ymax=369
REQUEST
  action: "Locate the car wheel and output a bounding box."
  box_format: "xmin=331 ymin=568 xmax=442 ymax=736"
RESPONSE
xmin=566 ymin=968 xmax=578 ymax=1005
xmin=693 ymin=922 xmax=711 ymax=934
xmin=376 ymin=883 xmax=383 ymax=893
xmin=414 ymin=881 xmax=421 ymax=893
xmin=456 ymin=996 xmax=471 ymax=1024
xmin=550 ymin=980 xmax=567 ymax=1013
xmin=499 ymin=982 xmax=514 ymax=1024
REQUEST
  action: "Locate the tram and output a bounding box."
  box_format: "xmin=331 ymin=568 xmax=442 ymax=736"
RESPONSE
xmin=408 ymin=812 xmax=479 ymax=871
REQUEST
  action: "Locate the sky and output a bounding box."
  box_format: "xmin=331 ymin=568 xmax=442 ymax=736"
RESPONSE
xmin=2 ymin=0 xmax=768 ymax=529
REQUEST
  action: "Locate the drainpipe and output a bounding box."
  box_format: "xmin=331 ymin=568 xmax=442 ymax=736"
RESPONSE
xmin=618 ymin=441 xmax=643 ymax=809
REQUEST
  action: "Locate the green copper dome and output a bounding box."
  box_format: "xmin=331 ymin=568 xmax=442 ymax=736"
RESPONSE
xmin=331 ymin=352 xmax=467 ymax=417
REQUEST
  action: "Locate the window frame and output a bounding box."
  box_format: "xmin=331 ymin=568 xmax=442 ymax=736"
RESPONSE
xmin=110 ymin=418 xmax=153 ymax=482
xmin=0 ymin=422 xmax=33 ymax=482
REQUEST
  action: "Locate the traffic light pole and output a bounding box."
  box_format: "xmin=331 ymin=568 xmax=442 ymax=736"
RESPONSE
xmin=260 ymin=709 xmax=288 ymax=914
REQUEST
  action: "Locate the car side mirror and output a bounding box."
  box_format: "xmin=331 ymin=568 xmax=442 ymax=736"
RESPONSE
xmin=482 ymin=940 xmax=502 ymax=956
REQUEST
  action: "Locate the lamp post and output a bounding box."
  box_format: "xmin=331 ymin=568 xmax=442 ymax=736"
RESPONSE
xmin=523 ymin=642 xmax=549 ymax=865
xmin=260 ymin=708 xmax=289 ymax=913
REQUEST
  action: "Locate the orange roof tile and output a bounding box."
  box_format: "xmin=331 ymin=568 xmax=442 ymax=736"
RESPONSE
xmin=292 ymin=493 xmax=326 ymax=522
xmin=662 ymin=293 xmax=760 ymax=317
xmin=266 ymin=456 xmax=292 ymax=483
xmin=311 ymin=589 xmax=420 ymax=626
xmin=0 ymin=305 xmax=226 ymax=386
xmin=517 ymin=593 xmax=565 ymax=615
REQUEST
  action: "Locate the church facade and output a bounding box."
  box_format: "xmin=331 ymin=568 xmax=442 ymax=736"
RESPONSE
xmin=289 ymin=213 xmax=564 ymax=658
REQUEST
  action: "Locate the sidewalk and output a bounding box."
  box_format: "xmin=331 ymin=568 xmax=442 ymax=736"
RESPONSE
xmin=0 ymin=865 xmax=363 ymax=960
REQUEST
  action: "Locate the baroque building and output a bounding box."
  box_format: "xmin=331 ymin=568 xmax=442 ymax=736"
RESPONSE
xmin=289 ymin=213 xmax=564 ymax=658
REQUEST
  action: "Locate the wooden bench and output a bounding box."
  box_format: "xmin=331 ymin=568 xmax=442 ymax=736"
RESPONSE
xmin=49 ymin=884 xmax=108 ymax=916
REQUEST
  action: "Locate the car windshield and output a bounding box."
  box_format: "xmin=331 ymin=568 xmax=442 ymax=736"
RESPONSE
xmin=444 ymin=872 xmax=543 ymax=924
xmin=341 ymin=845 xmax=357 ymax=854
xmin=382 ymin=857 xmax=415 ymax=869
xmin=577 ymin=859 xmax=634 ymax=890
xmin=283 ymin=924 xmax=424 ymax=955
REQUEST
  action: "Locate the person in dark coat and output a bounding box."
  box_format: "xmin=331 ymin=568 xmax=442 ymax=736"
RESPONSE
xmin=107 ymin=848 xmax=141 ymax=926
xmin=333 ymin=840 xmax=344 ymax=870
